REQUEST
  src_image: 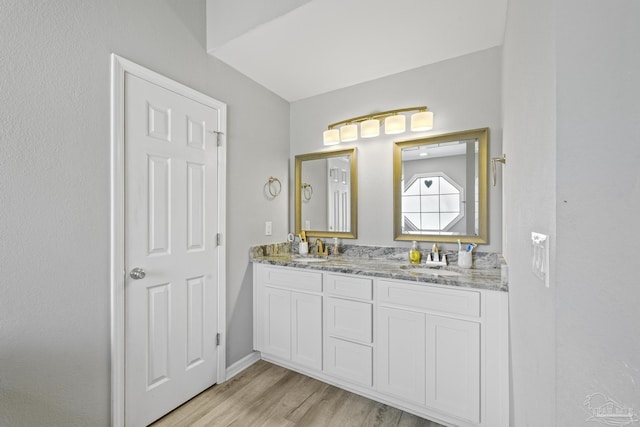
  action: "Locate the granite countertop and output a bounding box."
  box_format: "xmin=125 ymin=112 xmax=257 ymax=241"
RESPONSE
xmin=250 ymin=243 xmax=508 ymax=292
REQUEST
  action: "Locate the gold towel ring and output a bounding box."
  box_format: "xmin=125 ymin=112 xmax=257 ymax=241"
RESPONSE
xmin=301 ymin=183 xmax=313 ymax=201
xmin=266 ymin=177 xmax=282 ymax=198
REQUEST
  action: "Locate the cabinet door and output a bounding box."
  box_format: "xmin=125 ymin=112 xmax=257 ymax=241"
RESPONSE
xmin=325 ymin=337 xmax=372 ymax=387
xmin=291 ymin=292 xmax=322 ymax=370
xmin=426 ymin=314 xmax=480 ymax=423
xmin=377 ymin=307 xmax=426 ymax=406
xmin=326 ymin=297 xmax=372 ymax=343
xmin=263 ymin=286 xmax=291 ymax=360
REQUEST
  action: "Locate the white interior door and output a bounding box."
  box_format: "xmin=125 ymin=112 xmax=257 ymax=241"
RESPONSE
xmin=124 ymin=72 xmax=221 ymax=426
xmin=327 ymin=157 xmax=350 ymax=232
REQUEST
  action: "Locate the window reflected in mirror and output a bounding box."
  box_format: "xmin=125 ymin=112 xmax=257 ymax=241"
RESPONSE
xmin=393 ymin=128 xmax=488 ymax=243
xmin=402 ymin=172 xmax=464 ymax=233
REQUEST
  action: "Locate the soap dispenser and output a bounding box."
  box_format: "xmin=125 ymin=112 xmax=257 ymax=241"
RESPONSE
xmin=432 ymin=243 xmax=439 ymax=262
xmin=409 ymin=241 xmax=422 ymax=264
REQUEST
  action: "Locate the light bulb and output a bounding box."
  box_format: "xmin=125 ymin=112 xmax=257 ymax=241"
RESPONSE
xmin=360 ymin=119 xmax=380 ymax=138
xmin=410 ymin=111 xmax=434 ymax=131
xmin=340 ymin=124 xmax=358 ymax=142
xmin=323 ymin=129 xmax=340 ymax=145
xmin=384 ymin=115 xmax=406 ymax=134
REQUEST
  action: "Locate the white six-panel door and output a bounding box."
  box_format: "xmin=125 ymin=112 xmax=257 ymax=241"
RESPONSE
xmin=327 ymin=156 xmax=350 ymax=232
xmin=124 ymin=72 xmax=221 ymax=427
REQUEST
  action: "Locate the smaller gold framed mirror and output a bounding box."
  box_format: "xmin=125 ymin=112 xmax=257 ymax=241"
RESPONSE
xmin=295 ymin=148 xmax=357 ymax=239
xmin=393 ymin=128 xmax=488 ymax=243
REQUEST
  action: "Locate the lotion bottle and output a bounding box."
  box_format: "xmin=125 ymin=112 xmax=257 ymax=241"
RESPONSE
xmin=409 ymin=241 xmax=422 ymax=264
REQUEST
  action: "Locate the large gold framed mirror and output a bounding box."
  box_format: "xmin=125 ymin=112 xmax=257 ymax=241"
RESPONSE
xmin=295 ymin=148 xmax=357 ymax=239
xmin=393 ymin=128 xmax=488 ymax=243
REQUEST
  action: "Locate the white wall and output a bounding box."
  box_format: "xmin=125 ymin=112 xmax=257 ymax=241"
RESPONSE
xmin=502 ymin=0 xmax=557 ymax=424
xmin=0 ymin=1 xmax=289 ymax=425
xmin=504 ymin=0 xmax=640 ymax=425
xmin=555 ymin=1 xmax=640 ymax=424
xmin=290 ymin=47 xmax=503 ymax=252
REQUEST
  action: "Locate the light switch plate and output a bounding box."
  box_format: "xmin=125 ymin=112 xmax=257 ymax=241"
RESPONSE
xmin=265 ymin=221 xmax=272 ymax=236
xmin=531 ymin=232 xmax=550 ymax=288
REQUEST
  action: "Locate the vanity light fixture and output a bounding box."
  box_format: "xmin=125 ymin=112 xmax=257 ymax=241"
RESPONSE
xmin=323 ymin=106 xmax=434 ymax=145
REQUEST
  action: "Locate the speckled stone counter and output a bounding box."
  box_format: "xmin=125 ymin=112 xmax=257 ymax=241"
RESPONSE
xmin=250 ymin=243 xmax=508 ymax=292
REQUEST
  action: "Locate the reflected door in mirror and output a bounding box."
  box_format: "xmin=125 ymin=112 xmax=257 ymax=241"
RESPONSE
xmin=301 ymin=156 xmax=350 ymax=232
xmin=295 ymin=148 xmax=357 ymax=239
xmin=327 ymin=157 xmax=350 ymax=232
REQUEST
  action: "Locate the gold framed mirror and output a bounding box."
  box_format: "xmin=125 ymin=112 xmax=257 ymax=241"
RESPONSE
xmin=393 ymin=128 xmax=488 ymax=243
xmin=295 ymin=148 xmax=357 ymax=239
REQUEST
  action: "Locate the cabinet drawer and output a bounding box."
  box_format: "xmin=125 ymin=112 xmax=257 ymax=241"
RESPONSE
xmin=324 ymin=337 xmax=373 ymax=387
xmin=326 ymin=274 xmax=372 ymax=300
xmin=260 ymin=266 xmax=322 ymax=293
xmin=326 ymin=297 xmax=372 ymax=343
xmin=378 ymin=280 xmax=480 ymax=317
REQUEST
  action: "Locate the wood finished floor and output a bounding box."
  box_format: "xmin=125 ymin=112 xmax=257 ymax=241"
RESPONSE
xmin=150 ymin=360 xmax=445 ymax=427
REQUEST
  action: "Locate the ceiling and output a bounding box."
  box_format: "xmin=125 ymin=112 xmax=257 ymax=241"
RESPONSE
xmin=206 ymin=0 xmax=508 ymax=102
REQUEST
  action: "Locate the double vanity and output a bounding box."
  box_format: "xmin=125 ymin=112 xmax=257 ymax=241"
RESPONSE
xmin=254 ymin=127 xmax=507 ymax=426
xmin=251 ymin=244 xmax=509 ymax=427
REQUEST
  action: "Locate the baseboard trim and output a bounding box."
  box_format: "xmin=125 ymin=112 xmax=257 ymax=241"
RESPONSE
xmin=225 ymin=351 xmax=261 ymax=381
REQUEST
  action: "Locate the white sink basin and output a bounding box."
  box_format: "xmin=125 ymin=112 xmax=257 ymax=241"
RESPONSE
xmin=293 ymin=257 xmax=328 ymax=263
xmin=402 ymin=267 xmax=461 ymax=276
xmin=413 ymin=268 xmax=461 ymax=276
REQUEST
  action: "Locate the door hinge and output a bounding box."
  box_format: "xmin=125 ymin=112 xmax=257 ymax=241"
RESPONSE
xmin=216 ymin=233 xmax=222 ymax=246
xmin=216 ymin=333 xmax=221 ymax=346
xmin=209 ymin=130 xmax=224 ymax=146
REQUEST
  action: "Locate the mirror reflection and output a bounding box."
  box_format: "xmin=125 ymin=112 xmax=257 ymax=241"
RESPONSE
xmin=393 ymin=128 xmax=488 ymax=243
xmin=295 ymin=148 xmax=357 ymax=239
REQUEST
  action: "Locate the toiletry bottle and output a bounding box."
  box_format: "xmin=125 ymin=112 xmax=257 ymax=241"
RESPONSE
xmin=409 ymin=241 xmax=422 ymax=264
xmin=432 ymin=243 xmax=439 ymax=262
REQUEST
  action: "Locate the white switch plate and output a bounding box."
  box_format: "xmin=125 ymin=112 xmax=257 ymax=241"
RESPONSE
xmin=531 ymin=232 xmax=550 ymax=288
xmin=305 ymin=220 xmax=311 ymax=230
xmin=265 ymin=221 xmax=272 ymax=236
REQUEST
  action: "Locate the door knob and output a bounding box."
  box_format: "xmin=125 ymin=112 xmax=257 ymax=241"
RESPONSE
xmin=129 ymin=267 xmax=146 ymax=280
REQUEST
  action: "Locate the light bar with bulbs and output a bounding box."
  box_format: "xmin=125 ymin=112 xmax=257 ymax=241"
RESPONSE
xmin=323 ymin=106 xmax=434 ymax=146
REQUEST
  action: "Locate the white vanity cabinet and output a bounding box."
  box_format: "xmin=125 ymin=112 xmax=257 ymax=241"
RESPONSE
xmin=255 ymin=265 xmax=323 ymax=370
xmin=377 ymin=279 xmax=481 ymax=423
xmin=253 ymin=263 xmax=509 ymax=427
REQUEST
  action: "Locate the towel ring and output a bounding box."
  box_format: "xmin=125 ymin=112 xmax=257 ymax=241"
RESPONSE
xmin=301 ymin=183 xmax=313 ymax=201
xmin=266 ymin=177 xmax=282 ymax=198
